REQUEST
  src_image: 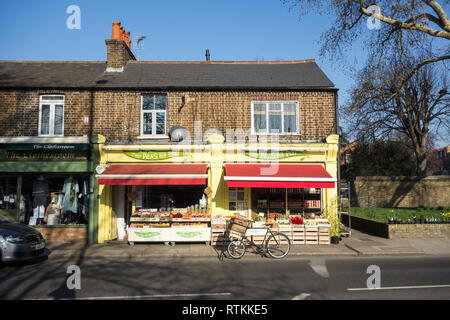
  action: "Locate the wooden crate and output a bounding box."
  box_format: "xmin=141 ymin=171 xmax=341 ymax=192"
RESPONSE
xmin=291 ymin=225 xmax=305 ymax=244
xmin=318 ymin=225 xmax=331 ymax=245
xmin=211 ymin=224 xmax=226 ymax=245
xmin=278 ymin=225 xmax=292 ymax=232
xmin=305 ymin=225 xmax=319 ymax=244
xmin=211 ymin=235 xmax=224 ymax=245
xmin=266 ymin=233 xmax=290 ymax=245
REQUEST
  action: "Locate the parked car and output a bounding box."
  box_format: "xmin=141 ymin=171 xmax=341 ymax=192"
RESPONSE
xmin=0 ymin=214 xmax=47 ymax=264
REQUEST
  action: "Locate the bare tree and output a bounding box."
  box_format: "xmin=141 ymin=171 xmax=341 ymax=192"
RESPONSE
xmin=283 ymin=0 xmax=450 ymax=79
xmin=345 ymin=48 xmax=449 ymax=176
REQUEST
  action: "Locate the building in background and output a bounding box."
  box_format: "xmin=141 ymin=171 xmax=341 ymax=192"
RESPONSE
xmin=0 ymin=22 xmax=339 ymax=244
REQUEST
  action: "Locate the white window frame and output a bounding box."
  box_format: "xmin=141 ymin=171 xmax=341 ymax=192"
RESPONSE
xmin=251 ymin=101 xmax=299 ymax=135
xmin=139 ymin=94 xmax=168 ymax=138
xmin=38 ymin=95 xmax=65 ymax=137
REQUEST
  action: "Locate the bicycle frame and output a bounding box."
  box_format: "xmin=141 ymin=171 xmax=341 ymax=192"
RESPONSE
xmin=220 ymin=217 xmax=283 ymax=260
xmin=242 ymin=227 xmax=277 ymax=252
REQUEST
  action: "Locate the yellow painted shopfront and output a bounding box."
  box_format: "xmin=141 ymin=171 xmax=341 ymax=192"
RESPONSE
xmin=95 ymin=134 xmax=339 ymax=245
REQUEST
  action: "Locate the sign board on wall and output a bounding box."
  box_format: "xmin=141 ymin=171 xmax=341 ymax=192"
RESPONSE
xmin=245 ymin=151 xmax=307 ymax=160
xmin=3 ymin=144 xmax=89 ymax=151
xmin=124 ymin=151 xmax=184 ymax=160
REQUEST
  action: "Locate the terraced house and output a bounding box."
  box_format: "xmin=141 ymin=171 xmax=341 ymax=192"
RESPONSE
xmin=0 ymin=22 xmax=339 ymax=246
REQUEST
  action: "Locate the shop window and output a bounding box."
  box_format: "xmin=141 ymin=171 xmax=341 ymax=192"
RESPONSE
xmin=1 ymin=175 xmax=90 ymax=226
xmin=228 ymin=187 xmax=247 ymax=212
xmin=141 ymin=94 xmax=167 ymax=137
xmin=136 ymin=185 xmax=207 ymax=212
xmin=0 ymin=176 xmax=19 ymax=222
xmin=251 ymin=101 xmax=299 ymax=135
xmin=252 ymin=188 xmax=322 ymax=218
xmin=39 ymin=95 xmax=64 ymax=136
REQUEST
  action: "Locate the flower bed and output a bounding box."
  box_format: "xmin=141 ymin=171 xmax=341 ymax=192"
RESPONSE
xmin=348 ymin=207 xmax=450 ymax=224
xmin=341 ymin=212 xmax=450 ymax=239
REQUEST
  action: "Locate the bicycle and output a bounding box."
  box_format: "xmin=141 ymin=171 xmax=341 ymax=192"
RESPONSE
xmin=220 ymin=216 xmax=290 ymax=260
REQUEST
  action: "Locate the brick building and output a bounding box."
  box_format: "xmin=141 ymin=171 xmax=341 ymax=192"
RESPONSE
xmin=0 ymin=22 xmax=339 ymax=245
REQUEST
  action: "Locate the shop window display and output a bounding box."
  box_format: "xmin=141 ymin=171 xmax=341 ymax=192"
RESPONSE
xmin=128 ymin=185 xmax=211 ymax=244
xmin=0 ymin=175 xmax=89 ymax=226
xmin=252 ymin=187 xmax=322 ymax=221
xmin=0 ymin=176 xmax=20 ymax=222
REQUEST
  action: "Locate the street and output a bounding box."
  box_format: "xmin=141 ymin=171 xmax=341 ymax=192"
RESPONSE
xmin=1 ymin=255 xmax=450 ymax=300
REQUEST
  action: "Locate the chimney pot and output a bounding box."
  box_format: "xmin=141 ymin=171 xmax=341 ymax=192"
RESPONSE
xmin=111 ymin=21 xmax=121 ymax=39
xmin=125 ymin=31 xmax=131 ymax=48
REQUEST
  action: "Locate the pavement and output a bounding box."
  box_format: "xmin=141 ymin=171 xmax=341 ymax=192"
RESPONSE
xmin=43 ymin=229 xmax=450 ymax=260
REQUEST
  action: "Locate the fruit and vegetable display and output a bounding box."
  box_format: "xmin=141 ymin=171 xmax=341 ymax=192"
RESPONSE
xmin=290 ymin=216 xmax=304 ymax=225
xmin=129 ymin=208 xmax=211 ymax=230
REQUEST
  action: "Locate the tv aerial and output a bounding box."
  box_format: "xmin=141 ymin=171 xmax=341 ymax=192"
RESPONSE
xmin=132 ymin=33 xmax=147 ymax=60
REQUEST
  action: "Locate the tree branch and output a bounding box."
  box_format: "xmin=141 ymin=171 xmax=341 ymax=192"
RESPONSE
xmin=359 ymin=0 xmax=450 ymax=40
xmin=423 ymin=0 xmax=450 ymax=32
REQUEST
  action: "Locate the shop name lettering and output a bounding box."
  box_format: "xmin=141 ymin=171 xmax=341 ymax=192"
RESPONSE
xmin=5 ymin=151 xmax=84 ymax=160
xmin=182 ymin=304 xmax=268 ymax=317
xmin=32 ymin=144 xmax=76 ymax=150
xmin=245 ymin=151 xmax=307 ymax=160
xmin=125 ymin=151 xmax=183 ymax=160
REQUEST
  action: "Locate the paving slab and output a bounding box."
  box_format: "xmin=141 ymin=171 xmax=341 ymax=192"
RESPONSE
xmin=45 ymin=241 xmax=357 ymax=260
xmin=44 ymin=228 xmax=450 ymax=260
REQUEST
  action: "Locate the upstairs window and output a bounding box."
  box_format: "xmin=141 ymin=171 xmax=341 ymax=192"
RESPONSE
xmin=141 ymin=94 xmax=167 ymax=137
xmin=39 ymin=95 xmax=64 ymax=136
xmin=251 ymin=101 xmax=299 ymax=135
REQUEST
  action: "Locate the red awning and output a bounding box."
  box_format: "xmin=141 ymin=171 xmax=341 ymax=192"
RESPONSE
xmin=97 ymin=164 xmax=208 ymax=185
xmin=224 ymin=163 xmax=335 ymax=188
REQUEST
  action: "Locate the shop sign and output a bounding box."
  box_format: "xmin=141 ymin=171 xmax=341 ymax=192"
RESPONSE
xmin=245 ymin=151 xmax=307 ymax=160
xmin=134 ymin=231 xmax=161 ymax=238
xmin=3 ymin=143 xmax=89 ymax=151
xmin=0 ymin=150 xmax=88 ymax=161
xmin=124 ymin=151 xmax=184 ymax=160
xmin=176 ymin=231 xmax=203 ymax=238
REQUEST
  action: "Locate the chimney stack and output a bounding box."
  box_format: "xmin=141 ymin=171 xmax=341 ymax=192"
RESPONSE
xmin=105 ymin=21 xmax=136 ymax=72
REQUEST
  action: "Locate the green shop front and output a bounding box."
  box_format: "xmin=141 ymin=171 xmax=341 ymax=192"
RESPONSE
xmin=0 ymin=137 xmax=99 ymax=244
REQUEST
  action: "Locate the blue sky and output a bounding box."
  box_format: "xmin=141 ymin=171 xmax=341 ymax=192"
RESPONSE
xmin=0 ymin=0 xmax=446 ymax=146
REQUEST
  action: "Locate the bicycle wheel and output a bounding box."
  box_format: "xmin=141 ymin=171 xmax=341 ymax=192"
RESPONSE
xmin=265 ymin=232 xmax=290 ymax=259
xmin=227 ymin=239 xmax=246 ymax=259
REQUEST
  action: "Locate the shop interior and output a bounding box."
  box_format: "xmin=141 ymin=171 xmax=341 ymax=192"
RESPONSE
xmin=129 ymin=184 xmax=210 ymax=228
xmin=250 ymin=187 xmax=322 ymax=221
xmin=0 ymin=174 xmax=90 ymax=226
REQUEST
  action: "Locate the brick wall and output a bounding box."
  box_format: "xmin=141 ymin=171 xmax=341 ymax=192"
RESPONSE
xmin=0 ymin=89 xmax=337 ymax=143
xmin=34 ymin=226 xmax=88 ymax=243
xmin=389 ymin=224 xmax=450 ymax=239
xmin=341 ymin=213 xmax=450 ymax=239
xmin=351 ymin=176 xmax=450 ymax=208
xmin=0 ymin=90 xmax=93 ymax=137
xmin=105 ymin=39 xmax=135 ymax=70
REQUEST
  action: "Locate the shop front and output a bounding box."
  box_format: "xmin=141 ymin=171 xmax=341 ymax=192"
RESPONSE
xmin=96 ymin=134 xmax=339 ymax=245
xmin=0 ymin=137 xmax=97 ymax=244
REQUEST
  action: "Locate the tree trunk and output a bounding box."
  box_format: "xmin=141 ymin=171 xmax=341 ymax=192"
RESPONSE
xmin=414 ymin=134 xmax=428 ymax=177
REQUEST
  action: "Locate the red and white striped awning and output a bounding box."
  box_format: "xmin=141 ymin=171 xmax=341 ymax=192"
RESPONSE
xmin=97 ymin=164 xmax=208 ymax=185
xmin=224 ymin=163 xmax=335 ymax=188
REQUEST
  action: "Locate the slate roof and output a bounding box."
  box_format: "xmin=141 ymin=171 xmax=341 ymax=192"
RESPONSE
xmin=0 ymin=60 xmax=335 ymax=90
